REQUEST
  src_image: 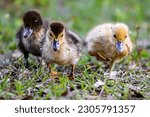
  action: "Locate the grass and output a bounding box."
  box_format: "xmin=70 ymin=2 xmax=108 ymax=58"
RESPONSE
xmin=0 ymin=0 xmax=150 ymax=100
xmin=0 ymin=53 xmax=149 ymax=100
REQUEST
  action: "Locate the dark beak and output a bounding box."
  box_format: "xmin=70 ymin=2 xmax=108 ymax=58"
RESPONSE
xmin=52 ymin=40 xmax=60 ymax=51
xmin=23 ymin=27 xmax=33 ymax=38
xmin=116 ymin=41 xmax=124 ymax=53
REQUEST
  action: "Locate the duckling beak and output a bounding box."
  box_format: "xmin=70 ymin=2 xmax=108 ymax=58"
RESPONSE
xmin=116 ymin=41 xmax=124 ymax=53
xmin=23 ymin=27 xmax=33 ymax=38
xmin=52 ymin=40 xmax=60 ymax=51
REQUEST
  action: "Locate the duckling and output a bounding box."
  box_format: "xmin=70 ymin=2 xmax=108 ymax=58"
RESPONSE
xmin=16 ymin=9 xmax=48 ymax=67
xmin=42 ymin=22 xmax=82 ymax=79
xmin=85 ymin=23 xmax=133 ymax=71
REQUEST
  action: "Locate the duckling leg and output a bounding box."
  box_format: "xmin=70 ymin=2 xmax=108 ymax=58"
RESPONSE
xmin=68 ymin=64 xmax=75 ymax=80
xmin=24 ymin=52 xmax=29 ymax=68
xmin=48 ymin=63 xmax=59 ymax=79
xmin=109 ymin=59 xmax=115 ymax=72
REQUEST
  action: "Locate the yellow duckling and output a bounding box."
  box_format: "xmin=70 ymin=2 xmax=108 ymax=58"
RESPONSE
xmin=85 ymin=23 xmax=133 ymax=71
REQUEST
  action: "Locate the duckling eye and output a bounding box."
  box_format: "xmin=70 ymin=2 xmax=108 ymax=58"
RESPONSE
xmin=125 ymin=35 xmax=127 ymax=39
xmin=35 ymin=18 xmax=38 ymax=23
xmin=60 ymin=34 xmax=63 ymax=38
xmin=114 ymin=34 xmax=116 ymax=38
xmin=49 ymin=33 xmax=52 ymax=37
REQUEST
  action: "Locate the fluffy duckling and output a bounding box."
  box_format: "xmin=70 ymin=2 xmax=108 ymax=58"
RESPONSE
xmin=42 ymin=22 xmax=82 ymax=79
xmin=16 ymin=10 xmax=48 ymax=67
xmin=85 ymin=23 xmax=133 ymax=71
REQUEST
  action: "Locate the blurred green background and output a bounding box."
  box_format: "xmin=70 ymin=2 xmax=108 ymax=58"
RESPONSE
xmin=0 ymin=0 xmax=150 ymax=53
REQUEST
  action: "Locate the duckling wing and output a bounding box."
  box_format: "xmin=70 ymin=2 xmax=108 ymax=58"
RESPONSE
xmin=16 ymin=26 xmax=27 ymax=52
xmin=86 ymin=23 xmax=117 ymax=60
xmin=66 ymin=29 xmax=82 ymax=53
xmin=16 ymin=26 xmax=24 ymax=41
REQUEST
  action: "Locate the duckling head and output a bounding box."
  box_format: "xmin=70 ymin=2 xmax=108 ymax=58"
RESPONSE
xmin=49 ymin=22 xmax=65 ymax=52
xmin=23 ymin=10 xmax=43 ymax=38
xmin=112 ymin=23 xmax=128 ymax=53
